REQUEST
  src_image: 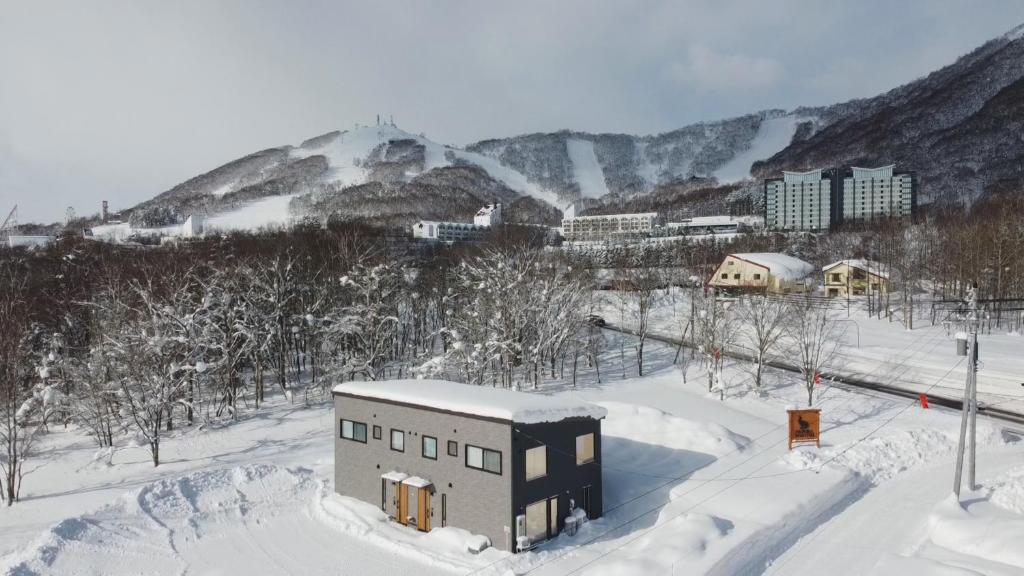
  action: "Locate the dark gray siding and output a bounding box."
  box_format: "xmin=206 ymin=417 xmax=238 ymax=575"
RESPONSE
xmin=333 ymin=394 xmax=515 ymax=550
xmin=511 ymin=418 xmax=603 ymax=540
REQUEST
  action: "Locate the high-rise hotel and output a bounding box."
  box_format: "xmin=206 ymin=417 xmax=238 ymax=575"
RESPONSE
xmin=840 ymin=165 xmax=915 ymax=223
xmin=764 ymin=165 xmax=916 ymax=231
xmin=764 ymin=168 xmax=837 ymax=232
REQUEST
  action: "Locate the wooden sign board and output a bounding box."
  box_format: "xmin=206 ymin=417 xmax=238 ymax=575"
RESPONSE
xmin=787 ymin=409 xmax=821 ymax=449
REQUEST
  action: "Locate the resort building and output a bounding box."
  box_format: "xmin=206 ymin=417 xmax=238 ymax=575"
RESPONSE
xmin=707 ymin=252 xmax=814 ymax=294
xmin=561 ymin=213 xmax=659 ymax=241
xmin=332 ymin=380 xmax=605 ymax=552
xmin=764 ymin=169 xmax=837 ymax=232
xmin=840 ymin=166 xmax=916 ymax=223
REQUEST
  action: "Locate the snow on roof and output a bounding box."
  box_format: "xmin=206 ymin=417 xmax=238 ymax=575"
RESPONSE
xmin=333 ymin=380 xmax=607 ymax=424
xmin=731 ymin=253 xmax=814 ymax=280
xmin=381 ymin=471 xmax=408 ymax=482
xmin=822 ymin=259 xmax=889 ymax=279
xmin=402 ymin=476 xmax=432 ymax=488
xmin=475 ymin=204 xmax=498 ymax=216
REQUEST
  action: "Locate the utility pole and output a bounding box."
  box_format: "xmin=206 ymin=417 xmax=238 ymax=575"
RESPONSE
xmin=953 ymin=283 xmax=979 ymax=499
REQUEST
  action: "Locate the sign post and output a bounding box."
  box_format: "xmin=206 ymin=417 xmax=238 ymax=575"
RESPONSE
xmin=787 ymin=409 xmax=821 ymax=450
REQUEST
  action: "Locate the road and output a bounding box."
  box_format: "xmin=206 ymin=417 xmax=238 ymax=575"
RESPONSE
xmin=599 ymin=322 xmax=1024 ymax=428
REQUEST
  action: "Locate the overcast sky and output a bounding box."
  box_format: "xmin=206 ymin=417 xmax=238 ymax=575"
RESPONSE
xmin=2 ymin=1 xmax=1023 ymax=223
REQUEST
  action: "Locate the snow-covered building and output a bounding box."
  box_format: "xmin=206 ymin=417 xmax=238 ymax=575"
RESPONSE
xmin=412 ymin=220 xmax=489 ymax=243
xmin=473 ymin=203 xmax=502 ymax=227
xmin=707 ymin=252 xmax=814 ymax=294
xmin=665 ymin=215 xmax=763 ymax=236
xmin=6 ymin=235 xmax=54 ymax=249
xmin=840 ymin=166 xmax=916 ymax=223
xmin=412 ymin=204 xmax=501 ymax=243
xmin=332 ymin=379 xmax=605 ymax=552
xmin=764 ymin=169 xmax=837 ymax=232
xmin=822 ymin=259 xmax=890 ymax=298
xmin=89 ymin=214 xmax=205 ymax=244
xmin=561 ymin=212 xmax=659 ymax=241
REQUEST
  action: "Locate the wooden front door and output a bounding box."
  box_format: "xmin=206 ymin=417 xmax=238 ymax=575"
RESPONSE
xmin=397 ymin=482 xmax=408 ymax=525
xmin=417 ymin=488 xmax=431 ymax=532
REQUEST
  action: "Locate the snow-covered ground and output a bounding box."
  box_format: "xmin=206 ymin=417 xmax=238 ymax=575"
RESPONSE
xmin=607 ymin=288 xmax=1024 ymax=412
xmin=2 ymin=328 xmax=1022 ymax=575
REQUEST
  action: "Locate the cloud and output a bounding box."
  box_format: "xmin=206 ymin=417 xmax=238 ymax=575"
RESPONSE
xmin=666 ymin=45 xmax=784 ymax=91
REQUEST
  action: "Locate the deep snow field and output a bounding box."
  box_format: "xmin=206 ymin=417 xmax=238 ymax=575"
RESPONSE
xmin=2 ymin=329 xmax=1023 ymax=575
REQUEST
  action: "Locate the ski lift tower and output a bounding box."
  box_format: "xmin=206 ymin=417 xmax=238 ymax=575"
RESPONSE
xmin=0 ymin=204 xmax=17 ymax=242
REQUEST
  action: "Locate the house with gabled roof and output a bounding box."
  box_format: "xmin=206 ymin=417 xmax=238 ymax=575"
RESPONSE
xmin=707 ymin=252 xmax=814 ymax=294
xmin=822 ymin=259 xmax=890 ymax=298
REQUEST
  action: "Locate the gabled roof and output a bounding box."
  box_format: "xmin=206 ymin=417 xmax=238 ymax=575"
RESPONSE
xmin=822 ymin=259 xmax=889 ymax=279
xmin=730 ymin=253 xmax=814 ymax=280
xmin=333 ymin=379 xmax=607 ymax=424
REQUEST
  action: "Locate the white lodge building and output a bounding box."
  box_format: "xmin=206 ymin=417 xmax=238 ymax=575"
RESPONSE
xmin=561 ymin=213 xmax=658 ymax=241
xmin=840 ymin=166 xmax=915 ymax=222
xmin=707 ymin=252 xmax=814 ymax=294
xmin=764 ymin=169 xmax=835 ymax=232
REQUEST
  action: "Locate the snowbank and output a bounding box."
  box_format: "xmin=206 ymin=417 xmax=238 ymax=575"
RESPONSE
xmin=784 ymin=425 xmax=1006 ymax=484
xmin=927 ymin=495 xmax=1024 ymax=569
xmin=600 ymin=401 xmax=750 ymax=456
xmin=333 ymin=379 xmax=607 ymax=423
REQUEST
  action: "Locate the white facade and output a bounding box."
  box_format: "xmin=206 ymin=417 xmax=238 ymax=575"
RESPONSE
xmin=412 ymin=220 xmax=488 ymax=242
xmin=841 ymin=166 xmax=914 ymax=222
xmin=474 ymin=203 xmax=502 ymax=227
xmin=6 ymin=235 xmax=54 ymax=249
xmin=561 ymin=212 xmax=658 ymax=241
xmin=764 ymin=169 xmax=833 ymax=231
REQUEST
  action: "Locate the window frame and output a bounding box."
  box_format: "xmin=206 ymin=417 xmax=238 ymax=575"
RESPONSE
xmin=340 ymin=419 xmax=368 ymax=443
xmin=525 ymin=445 xmax=547 ymax=481
xmin=390 ymin=428 xmax=405 ymax=452
xmin=465 ymin=444 xmax=502 ymax=475
xmin=422 ymin=435 xmax=438 ymax=460
xmin=372 ymin=425 xmax=382 ymax=440
xmin=447 ymin=440 xmax=458 ymax=457
xmin=576 ymin=433 xmax=595 ymax=466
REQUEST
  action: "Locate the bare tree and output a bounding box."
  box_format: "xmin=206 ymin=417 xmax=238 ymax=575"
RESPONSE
xmin=738 ymin=295 xmax=789 ymax=390
xmin=694 ymin=289 xmax=737 ymax=400
xmin=788 ymin=297 xmax=844 ymax=406
xmin=0 ymin=258 xmax=42 ymax=505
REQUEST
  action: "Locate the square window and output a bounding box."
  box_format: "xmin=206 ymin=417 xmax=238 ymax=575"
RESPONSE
xmin=422 ymin=436 xmax=437 ymax=460
xmin=721 ymin=273 xmax=728 ymax=279
xmin=372 ymin=425 xmax=381 ymax=440
xmin=733 ymin=273 xmax=740 ymax=280
xmin=448 ymin=440 xmax=458 ymax=457
xmin=391 ymin=429 xmax=405 ymax=452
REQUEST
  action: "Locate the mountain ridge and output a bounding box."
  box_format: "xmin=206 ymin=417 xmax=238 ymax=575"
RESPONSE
xmin=122 ymin=22 xmax=1024 ymax=230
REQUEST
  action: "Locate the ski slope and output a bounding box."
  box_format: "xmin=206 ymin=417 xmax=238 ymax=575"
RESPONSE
xmin=566 ymin=138 xmax=610 ymax=199
xmin=714 ymin=115 xmax=802 ymax=183
xmin=291 ymin=125 xmax=563 ymax=208
xmin=204 ymin=194 xmax=298 ymax=232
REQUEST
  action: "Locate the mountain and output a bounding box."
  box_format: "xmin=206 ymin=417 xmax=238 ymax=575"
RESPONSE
xmin=124 ymin=23 xmax=1024 ymax=230
xmin=754 ymin=23 xmax=1024 ymax=204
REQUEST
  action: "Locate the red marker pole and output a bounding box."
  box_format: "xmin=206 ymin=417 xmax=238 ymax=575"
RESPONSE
xmin=919 ymin=393 xmax=929 ymax=409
